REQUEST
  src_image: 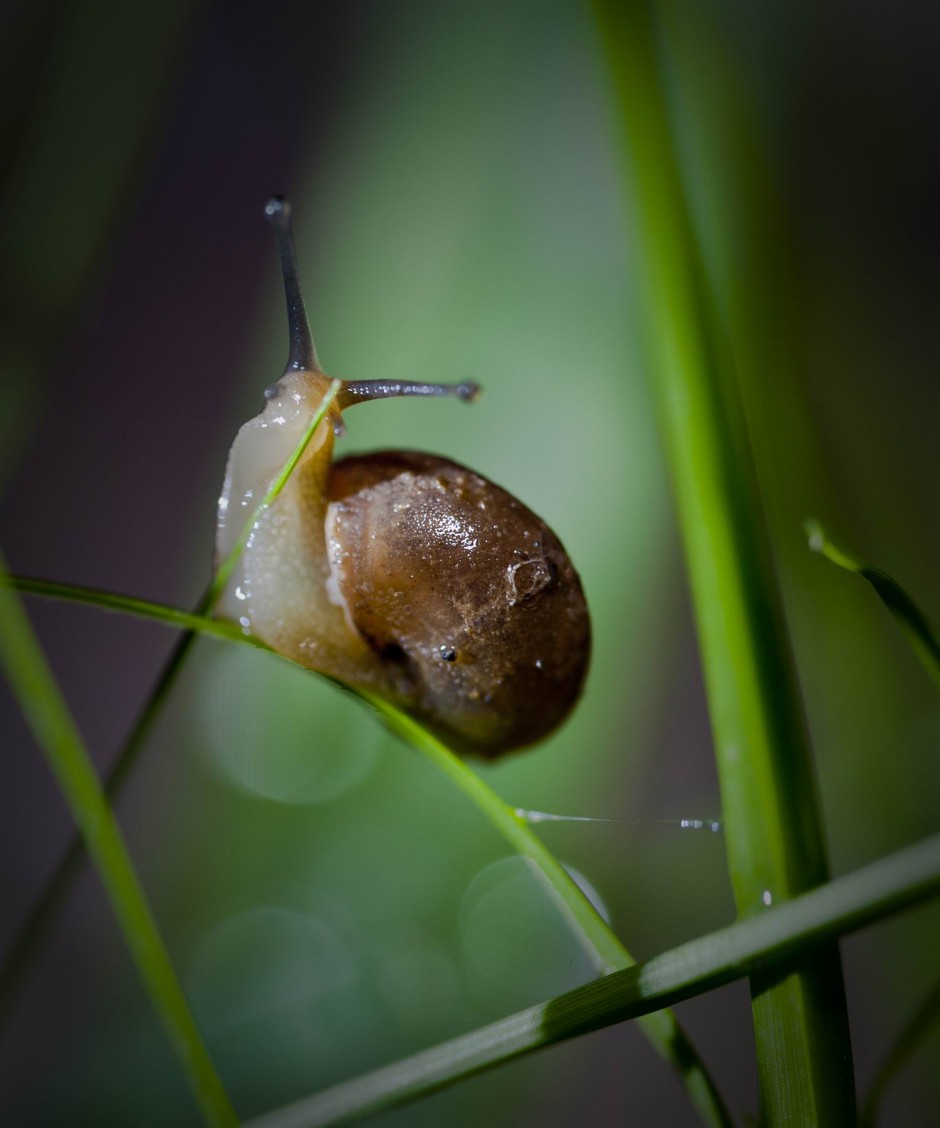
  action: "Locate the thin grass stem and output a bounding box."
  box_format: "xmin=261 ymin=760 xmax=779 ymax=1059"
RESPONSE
xmin=0 ymin=548 xmax=237 ymax=1127
xmin=207 ymin=379 xmax=341 ymax=606
xmin=0 ymin=575 xmax=244 ymax=641
xmin=807 ymin=520 xmax=940 ymax=690
xmin=363 ymin=697 xmax=731 ymax=1123
xmin=808 ymin=520 xmax=940 ymax=1121
xmin=0 ymin=568 xmax=731 ymax=1125
xmin=0 ymin=372 xmax=728 ymax=1125
xmin=0 ymin=621 xmax=203 ymax=1025
xmin=245 ymin=831 xmax=940 ymax=1128
xmin=0 ymin=382 xmax=340 ymax=1024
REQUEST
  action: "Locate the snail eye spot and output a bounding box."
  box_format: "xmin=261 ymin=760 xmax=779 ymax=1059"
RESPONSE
xmin=439 ymin=646 xmax=457 ymax=662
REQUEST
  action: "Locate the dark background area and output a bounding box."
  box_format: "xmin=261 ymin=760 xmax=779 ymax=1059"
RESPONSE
xmin=1 ymin=1 xmax=939 ymax=1124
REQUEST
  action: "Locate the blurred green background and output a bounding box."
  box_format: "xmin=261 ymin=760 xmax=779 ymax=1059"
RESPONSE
xmin=1 ymin=1 xmax=938 ymax=1124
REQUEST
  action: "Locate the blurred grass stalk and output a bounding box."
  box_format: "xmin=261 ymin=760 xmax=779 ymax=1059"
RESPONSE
xmin=0 ymin=567 xmax=729 ymax=1126
xmin=0 ymin=548 xmax=237 ymax=1128
xmin=593 ymin=2 xmax=855 ymax=1122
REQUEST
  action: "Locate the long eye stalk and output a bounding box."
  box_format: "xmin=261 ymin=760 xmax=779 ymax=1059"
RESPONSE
xmin=264 ymin=197 xmax=478 ymax=407
xmin=339 ymin=379 xmax=479 ymax=409
xmin=264 ymin=195 xmax=319 ymax=372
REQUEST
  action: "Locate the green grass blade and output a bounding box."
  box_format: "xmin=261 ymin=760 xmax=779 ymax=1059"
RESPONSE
xmin=593 ymin=3 xmax=854 ymax=1121
xmin=0 ymin=590 xmax=730 ymax=1122
xmin=0 ymin=619 xmax=213 ymax=1026
xmin=0 ymin=574 xmax=246 ymax=642
xmin=206 ymin=378 xmax=342 ymax=608
xmin=807 ymin=520 xmax=940 ymax=1119
xmin=807 ymin=520 xmax=940 ymax=690
xmin=0 ymin=548 xmax=238 ymax=1127
xmin=1 ymin=370 xmax=728 ymax=1124
xmin=363 ymin=697 xmax=731 ymax=1125
xmin=372 ymin=701 xmax=626 ymax=972
xmin=244 ymin=831 xmax=940 ymax=1128
xmin=0 ymin=579 xmax=731 ymax=1127
xmin=0 ymin=380 xmax=342 ymax=1022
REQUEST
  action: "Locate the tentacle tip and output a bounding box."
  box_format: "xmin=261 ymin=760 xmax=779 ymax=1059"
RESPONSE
xmin=457 ymin=381 xmax=481 ymax=403
xmin=264 ymin=195 xmax=291 ymax=225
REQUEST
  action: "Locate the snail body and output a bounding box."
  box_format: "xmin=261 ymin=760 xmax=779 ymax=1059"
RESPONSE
xmin=216 ymin=199 xmax=590 ymax=758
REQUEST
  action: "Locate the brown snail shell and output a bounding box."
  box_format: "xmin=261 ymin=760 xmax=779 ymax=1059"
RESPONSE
xmin=327 ymin=449 xmax=589 ymax=756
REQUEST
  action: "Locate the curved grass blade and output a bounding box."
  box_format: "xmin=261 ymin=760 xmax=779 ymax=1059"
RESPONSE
xmin=0 ymin=548 xmax=238 ymax=1127
xmin=245 ymin=831 xmax=940 ymax=1128
xmin=0 ymin=621 xmax=206 ymax=1027
xmin=207 ymin=379 xmax=342 ymax=607
xmin=0 ymin=575 xmax=246 ymax=642
xmin=807 ymin=519 xmax=940 ymax=1119
xmin=0 ymin=569 xmax=731 ymax=1126
xmin=806 ymin=520 xmax=940 ymax=690
xmin=0 ymin=371 xmax=729 ymax=1125
xmin=0 ymin=381 xmax=341 ymax=1024
xmin=360 ymin=697 xmax=731 ymax=1125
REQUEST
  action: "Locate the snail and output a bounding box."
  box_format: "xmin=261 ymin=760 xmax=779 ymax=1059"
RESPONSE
xmin=215 ymin=197 xmax=590 ymax=758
